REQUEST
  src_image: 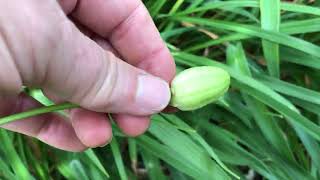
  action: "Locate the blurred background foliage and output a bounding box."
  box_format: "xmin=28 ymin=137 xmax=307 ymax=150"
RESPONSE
xmin=1 ymin=0 xmax=320 ymax=179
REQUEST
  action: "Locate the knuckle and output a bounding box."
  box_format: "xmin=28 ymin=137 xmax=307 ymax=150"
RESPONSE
xmin=80 ymin=52 xmax=119 ymax=111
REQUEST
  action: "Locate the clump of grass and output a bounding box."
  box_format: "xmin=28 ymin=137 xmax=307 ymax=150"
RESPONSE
xmin=1 ymin=0 xmax=320 ymax=179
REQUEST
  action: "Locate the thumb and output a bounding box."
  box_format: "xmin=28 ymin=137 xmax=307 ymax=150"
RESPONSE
xmin=42 ymin=23 xmax=171 ymax=116
xmin=1 ymin=1 xmax=171 ymax=116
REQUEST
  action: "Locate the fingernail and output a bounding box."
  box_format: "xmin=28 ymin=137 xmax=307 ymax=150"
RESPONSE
xmin=136 ymin=75 xmax=171 ymax=114
xmin=100 ymin=136 xmax=113 ymax=148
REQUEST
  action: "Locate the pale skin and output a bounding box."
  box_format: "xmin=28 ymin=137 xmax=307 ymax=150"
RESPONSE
xmin=0 ymin=0 xmax=176 ymax=151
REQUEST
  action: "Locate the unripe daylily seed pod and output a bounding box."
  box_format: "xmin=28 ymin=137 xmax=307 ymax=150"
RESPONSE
xmin=170 ymin=66 xmax=230 ymax=111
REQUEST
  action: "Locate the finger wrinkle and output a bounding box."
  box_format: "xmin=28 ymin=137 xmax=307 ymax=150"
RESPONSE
xmin=70 ymin=0 xmax=141 ymax=37
xmin=81 ymin=52 xmax=118 ymax=111
xmin=35 ymin=115 xmax=55 ymax=140
xmin=106 ymin=3 xmax=142 ymax=39
xmin=136 ymin=43 xmax=167 ymax=67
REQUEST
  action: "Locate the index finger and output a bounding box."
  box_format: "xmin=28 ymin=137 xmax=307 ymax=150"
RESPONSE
xmin=69 ymin=0 xmax=176 ymax=82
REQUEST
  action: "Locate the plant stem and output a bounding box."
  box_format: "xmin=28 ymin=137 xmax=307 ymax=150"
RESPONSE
xmin=0 ymin=103 xmax=79 ymax=125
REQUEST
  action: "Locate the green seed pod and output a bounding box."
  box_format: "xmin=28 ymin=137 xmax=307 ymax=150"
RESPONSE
xmin=170 ymin=66 xmax=230 ymax=111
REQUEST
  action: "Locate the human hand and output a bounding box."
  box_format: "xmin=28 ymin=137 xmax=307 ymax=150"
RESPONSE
xmin=0 ymin=0 xmax=176 ymax=151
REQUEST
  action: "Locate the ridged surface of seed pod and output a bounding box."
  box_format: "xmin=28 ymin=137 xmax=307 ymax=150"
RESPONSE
xmin=170 ymin=66 xmax=230 ymax=111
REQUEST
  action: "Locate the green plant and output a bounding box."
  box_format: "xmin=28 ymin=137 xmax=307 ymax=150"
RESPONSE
xmin=0 ymin=66 xmax=230 ymax=125
xmin=170 ymin=66 xmax=230 ymax=111
xmin=1 ymin=0 xmax=320 ymax=179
